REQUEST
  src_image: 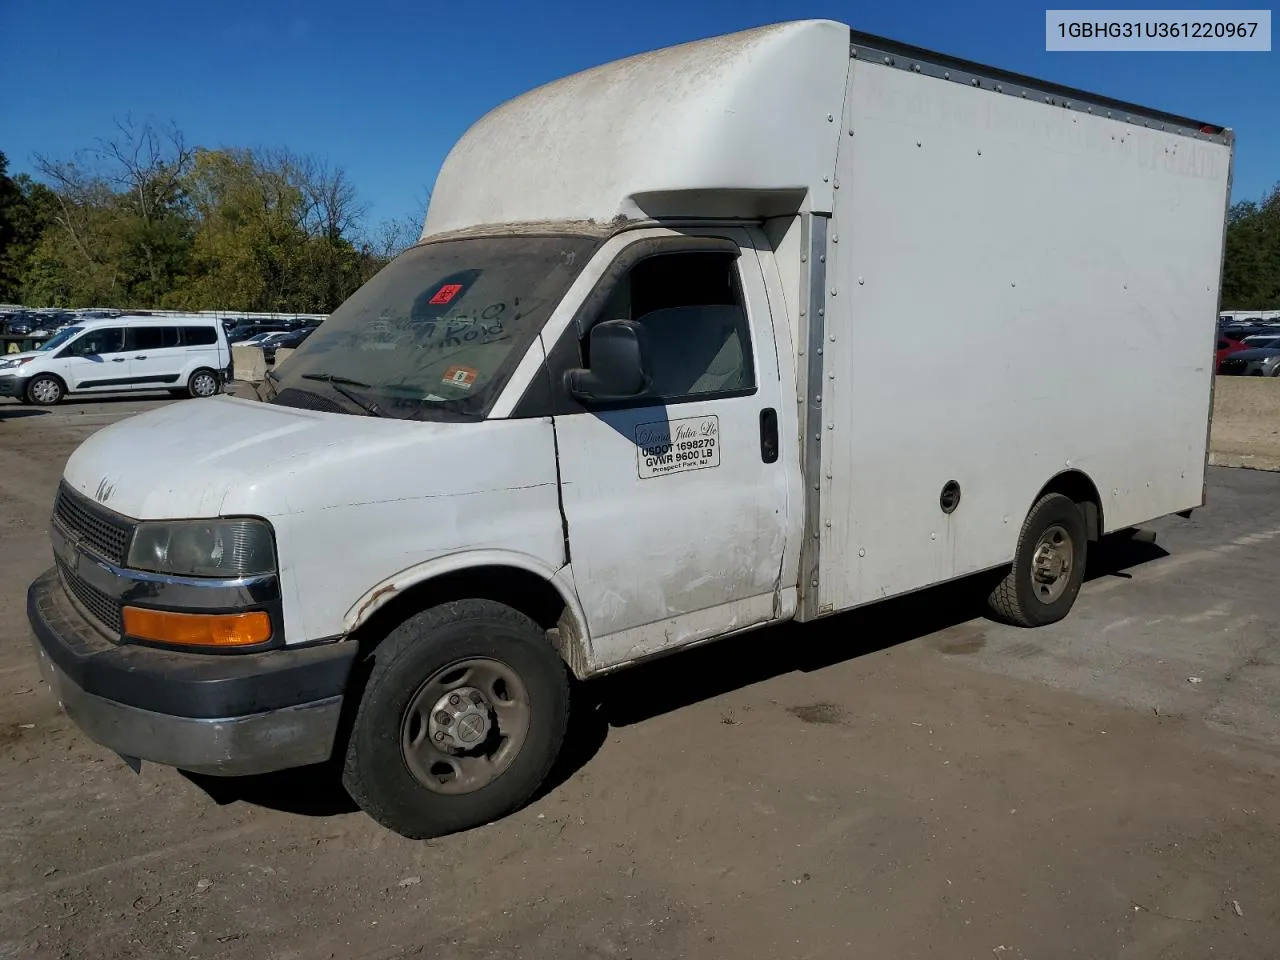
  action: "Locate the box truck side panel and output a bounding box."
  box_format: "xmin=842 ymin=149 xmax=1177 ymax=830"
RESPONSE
xmin=817 ymin=57 xmax=1232 ymax=612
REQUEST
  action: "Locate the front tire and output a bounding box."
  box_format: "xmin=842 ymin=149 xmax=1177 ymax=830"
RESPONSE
xmin=341 ymin=599 xmax=570 ymax=839
xmin=987 ymin=493 xmax=1087 ymax=627
xmin=187 ymin=368 xmax=220 ymax=398
xmin=25 ymin=374 xmax=64 ymax=406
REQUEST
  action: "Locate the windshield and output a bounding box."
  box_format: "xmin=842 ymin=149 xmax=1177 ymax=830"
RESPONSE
xmin=37 ymin=326 xmax=83 ymax=352
xmin=270 ymin=234 xmax=598 ymax=420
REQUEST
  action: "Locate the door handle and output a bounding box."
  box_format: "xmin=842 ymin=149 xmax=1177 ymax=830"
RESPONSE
xmin=111 ymin=357 xmax=126 ymax=363
xmin=759 ymin=407 xmax=779 ymax=464
xmin=134 ymin=355 xmax=147 ymax=359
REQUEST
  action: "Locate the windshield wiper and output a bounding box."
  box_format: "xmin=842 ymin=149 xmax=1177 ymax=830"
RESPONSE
xmin=300 ymin=373 xmax=384 ymax=417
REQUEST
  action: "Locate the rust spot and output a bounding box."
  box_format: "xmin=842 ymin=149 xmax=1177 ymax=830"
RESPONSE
xmin=356 ymin=583 xmax=400 ymax=622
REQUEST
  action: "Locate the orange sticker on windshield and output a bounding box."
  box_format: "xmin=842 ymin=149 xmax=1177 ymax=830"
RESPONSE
xmin=430 ymin=283 xmax=463 ymax=304
xmin=443 ymin=366 xmax=478 ymax=390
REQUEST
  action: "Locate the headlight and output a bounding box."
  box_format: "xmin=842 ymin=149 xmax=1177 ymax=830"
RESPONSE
xmin=127 ymin=518 xmax=277 ymax=578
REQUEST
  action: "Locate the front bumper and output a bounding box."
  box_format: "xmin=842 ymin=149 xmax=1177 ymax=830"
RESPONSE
xmin=0 ymin=375 xmax=27 ymax=398
xmin=28 ymin=568 xmax=358 ymax=776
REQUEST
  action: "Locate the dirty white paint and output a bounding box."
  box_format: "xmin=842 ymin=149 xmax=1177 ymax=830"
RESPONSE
xmin=552 ymin=228 xmax=798 ymax=668
xmin=64 ymin=397 xmax=566 ymax=644
xmin=815 ymin=56 xmax=1231 ymax=613
xmin=591 ymin=589 xmax=797 ymax=674
xmin=423 ymin=20 xmax=849 ymax=237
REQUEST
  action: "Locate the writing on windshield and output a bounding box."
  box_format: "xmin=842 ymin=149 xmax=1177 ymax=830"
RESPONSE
xmin=271 ymin=234 xmax=598 ymax=420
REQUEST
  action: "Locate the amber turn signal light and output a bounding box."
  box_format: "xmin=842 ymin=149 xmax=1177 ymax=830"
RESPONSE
xmin=122 ymin=607 xmax=272 ymax=648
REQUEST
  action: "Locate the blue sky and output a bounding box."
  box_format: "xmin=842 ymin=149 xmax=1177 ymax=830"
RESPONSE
xmin=3 ymin=0 xmax=1276 ymax=236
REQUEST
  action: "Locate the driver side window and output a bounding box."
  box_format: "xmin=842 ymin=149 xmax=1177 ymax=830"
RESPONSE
xmin=62 ymin=328 xmax=125 ymax=357
xmin=588 ymin=251 xmax=756 ymax=402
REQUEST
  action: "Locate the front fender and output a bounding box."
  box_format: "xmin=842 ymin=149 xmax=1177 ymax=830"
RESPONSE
xmin=342 ymin=549 xmax=590 ymax=649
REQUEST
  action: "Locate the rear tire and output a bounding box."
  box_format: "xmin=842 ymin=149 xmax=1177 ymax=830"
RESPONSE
xmin=187 ymin=368 xmax=219 ymax=398
xmin=987 ymin=493 xmax=1087 ymax=627
xmin=25 ymin=374 xmax=63 ymax=406
xmin=342 ymin=599 xmax=570 ymax=839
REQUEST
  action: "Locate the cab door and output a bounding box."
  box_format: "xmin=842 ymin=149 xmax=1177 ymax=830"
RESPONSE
xmin=57 ymin=327 xmax=131 ymax=392
xmin=546 ymin=229 xmax=796 ymax=670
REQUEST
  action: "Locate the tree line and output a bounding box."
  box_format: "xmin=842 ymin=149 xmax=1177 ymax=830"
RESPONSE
xmin=1223 ymin=186 xmax=1280 ymax=309
xmin=1 ymin=120 xmax=1277 ymax=312
xmin=0 ymin=119 xmax=423 ymax=313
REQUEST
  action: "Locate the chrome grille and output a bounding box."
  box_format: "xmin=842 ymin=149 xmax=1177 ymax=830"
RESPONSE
xmin=52 ymin=483 xmax=134 ymax=565
xmin=56 ymin=559 xmax=123 ymax=635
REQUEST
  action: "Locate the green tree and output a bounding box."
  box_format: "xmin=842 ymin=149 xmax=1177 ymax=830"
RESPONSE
xmin=1222 ymin=184 xmax=1280 ymax=309
xmin=32 ymin=119 xmax=195 ymax=306
xmin=0 ymin=152 xmax=57 ymax=301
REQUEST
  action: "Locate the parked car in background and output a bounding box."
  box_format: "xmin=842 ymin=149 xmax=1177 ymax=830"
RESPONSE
xmin=1217 ymin=335 xmax=1248 ymax=370
xmin=262 ymin=326 xmax=317 ymax=364
xmin=1218 ymin=346 xmax=1280 ymax=377
xmin=233 ymin=331 xmax=293 ymax=348
xmin=0 ymin=315 xmax=231 ymax=404
xmin=226 ymin=322 xmax=290 ymax=343
xmin=4 ymin=314 xmax=35 ymax=336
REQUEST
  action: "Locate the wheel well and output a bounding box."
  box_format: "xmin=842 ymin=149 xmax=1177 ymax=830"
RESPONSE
xmin=1035 ymin=470 xmax=1104 ymax=540
xmin=351 ymin=565 xmax=570 ymax=650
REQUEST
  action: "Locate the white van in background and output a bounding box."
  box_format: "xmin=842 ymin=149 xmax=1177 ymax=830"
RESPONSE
xmin=0 ymin=314 xmax=230 ymax=405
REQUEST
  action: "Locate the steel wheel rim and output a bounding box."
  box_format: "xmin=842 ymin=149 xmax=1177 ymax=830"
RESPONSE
xmin=31 ymin=379 xmax=59 ymax=403
xmin=1030 ymin=523 xmax=1074 ymax=604
xmin=400 ymin=657 xmax=531 ymax=795
xmin=192 ymin=373 xmax=217 ymax=397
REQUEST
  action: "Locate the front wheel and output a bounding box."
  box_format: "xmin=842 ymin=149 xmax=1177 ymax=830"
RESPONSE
xmin=986 ymin=493 xmax=1087 ymax=627
xmin=25 ymin=374 xmax=64 ymax=406
xmin=341 ymin=599 xmax=570 ymax=839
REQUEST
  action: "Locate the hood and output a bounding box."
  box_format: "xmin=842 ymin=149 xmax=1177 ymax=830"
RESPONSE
xmin=62 ymin=395 xmax=478 ymax=520
xmin=0 ymin=350 xmax=41 ymax=367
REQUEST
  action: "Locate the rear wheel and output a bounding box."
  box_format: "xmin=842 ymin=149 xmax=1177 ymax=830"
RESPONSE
xmin=987 ymin=493 xmax=1087 ymax=627
xmin=25 ymin=374 xmax=63 ymax=406
xmin=187 ymin=368 xmax=219 ymax=398
xmin=342 ymin=599 xmax=570 ymax=839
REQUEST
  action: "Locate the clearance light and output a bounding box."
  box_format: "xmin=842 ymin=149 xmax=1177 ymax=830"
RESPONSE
xmin=123 ymin=607 xmax=272 ymax=648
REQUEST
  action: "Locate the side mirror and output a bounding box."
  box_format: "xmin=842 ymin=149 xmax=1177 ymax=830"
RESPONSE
xmin=564 ymin=319 xmax=650 ymax=405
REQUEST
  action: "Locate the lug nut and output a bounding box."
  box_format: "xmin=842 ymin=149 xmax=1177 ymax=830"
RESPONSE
xmin=434 ymin=732 xmax=446 ymax=742
xmin=470 ymin=692 xmax=484 ymax=705
xmin=436 ymin=711 xmax=452 ymax=725
xmin=448 ymin=694 xmax=461 ymax=706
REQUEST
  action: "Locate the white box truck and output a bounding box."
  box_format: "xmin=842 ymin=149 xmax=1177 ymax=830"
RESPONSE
xmin=27 ymin=20 xmax=1232 ymax=838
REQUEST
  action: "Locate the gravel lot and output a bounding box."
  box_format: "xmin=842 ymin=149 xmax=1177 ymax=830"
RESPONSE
xmin=1 ymin=395 xmax=1278 ymax=960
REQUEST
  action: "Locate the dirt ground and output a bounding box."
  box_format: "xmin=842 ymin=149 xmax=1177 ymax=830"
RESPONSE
xmin=1210 ymin=376 xmax=1280 ymax=470
xmin=1 ymin=394 xmax=1279 ymax=960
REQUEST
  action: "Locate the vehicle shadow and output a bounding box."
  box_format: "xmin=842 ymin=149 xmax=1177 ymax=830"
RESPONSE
xmin=60 ymin=392 xmax=176 ymax=404
xmin=0 ymin=408 xmax=49 ymax=420
xmin=182 ymin=531 xmax=1168 ymax=820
